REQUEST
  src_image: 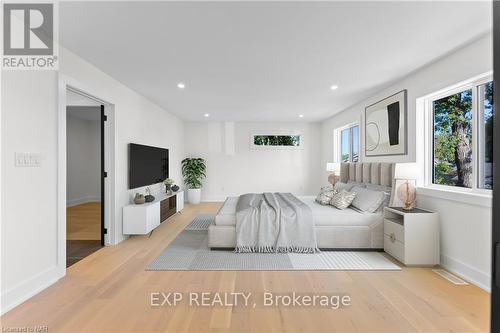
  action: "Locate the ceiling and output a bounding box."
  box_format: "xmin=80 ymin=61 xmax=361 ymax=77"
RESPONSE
xmin=60 ymin=1 xmax=492 ymax=122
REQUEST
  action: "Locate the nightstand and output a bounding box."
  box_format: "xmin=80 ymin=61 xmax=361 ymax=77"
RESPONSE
xmin=383 ymin=207 xmax=440 ymax=266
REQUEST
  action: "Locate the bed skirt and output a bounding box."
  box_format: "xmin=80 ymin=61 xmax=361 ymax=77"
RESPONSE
xmin=209 ymin=224 xmax=384 ymax=250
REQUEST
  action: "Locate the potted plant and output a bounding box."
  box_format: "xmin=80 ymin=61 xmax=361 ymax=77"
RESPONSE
xmin=181 ymin=158 xmax=206 ymax=204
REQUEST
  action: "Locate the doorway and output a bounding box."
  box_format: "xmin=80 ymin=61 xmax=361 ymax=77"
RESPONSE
xmin=66 ymin=89 xmax=105 ymax=267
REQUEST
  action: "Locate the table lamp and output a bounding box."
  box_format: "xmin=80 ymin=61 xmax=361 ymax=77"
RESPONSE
xmin=397 ymin=179 xmax=417 ymax=210
xmin=326 ymin=162 xmax=341 ymax=186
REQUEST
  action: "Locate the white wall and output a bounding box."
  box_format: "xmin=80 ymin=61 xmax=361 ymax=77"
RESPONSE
xmin=1 ymin=71 xmax=61 ymax=314
xmin=417 ymin=194 xmax=491 ymax=290
xmin=185 ymin=121 xmax=322 ymax=201
xmin=320 ymin=33 xmax=493 ymax=290
xmin=66 ymin=113 xmax=101 ymax=206
xmin=1 ymin=46 xmax=185 ymax=314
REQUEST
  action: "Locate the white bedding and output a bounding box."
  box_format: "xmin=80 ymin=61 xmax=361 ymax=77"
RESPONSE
xmin=215 ymin=196 xmax=383 ymax=228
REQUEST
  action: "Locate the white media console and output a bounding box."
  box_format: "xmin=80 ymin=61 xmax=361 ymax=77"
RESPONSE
xmin=123 ymin=190 xmax=184 ymax=235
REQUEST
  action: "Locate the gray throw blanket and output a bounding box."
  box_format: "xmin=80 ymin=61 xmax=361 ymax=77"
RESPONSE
xmin=235 ymin=193 xmax=319 ymax=253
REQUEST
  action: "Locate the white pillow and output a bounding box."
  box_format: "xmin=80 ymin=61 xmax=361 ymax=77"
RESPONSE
xmin=350 ymin=186 xmax=387 ymax=213
xmin=329 ymin=190 xmax=357 ymax=210
xmin=315 ymin=186 xmax=337 ymax=205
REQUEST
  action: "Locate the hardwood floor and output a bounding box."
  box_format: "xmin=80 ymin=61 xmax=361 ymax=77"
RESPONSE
xmin=67 ymin=240 xmax=103 ymax=267
xmin=66 ymin=202 xmax=103 ymax=267
xmin=67 ymin=202 xmax=101 ymax=240
xmin=1 ymin=203 xmax=490 ymax=332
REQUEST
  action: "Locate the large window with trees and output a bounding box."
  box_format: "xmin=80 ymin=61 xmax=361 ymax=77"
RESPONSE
xmin=430 ymin=76 xmax=494 ymax=190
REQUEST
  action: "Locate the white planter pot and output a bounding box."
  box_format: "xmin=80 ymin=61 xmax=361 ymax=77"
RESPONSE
xmin=187 ymin=188 xmax=202 ymax=204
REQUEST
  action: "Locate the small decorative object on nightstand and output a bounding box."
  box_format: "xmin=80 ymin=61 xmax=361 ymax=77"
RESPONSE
xmin=383 ymin=206 xmax=440 ymax=266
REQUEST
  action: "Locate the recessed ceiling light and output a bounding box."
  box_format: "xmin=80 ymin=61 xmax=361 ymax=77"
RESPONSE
xmin=330 ymin=85 xmax=339 ymax=91
xmin=204 ymin=113 xmax=210 ymax=118
xmin=177 ymin=83 xmax=185 ymax=89
xmin=299 ymin=114 xmax=304 ymax=118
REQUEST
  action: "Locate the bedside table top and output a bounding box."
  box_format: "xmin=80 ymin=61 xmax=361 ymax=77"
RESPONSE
xmin=385 ymin=207 xmax=434 ymax=214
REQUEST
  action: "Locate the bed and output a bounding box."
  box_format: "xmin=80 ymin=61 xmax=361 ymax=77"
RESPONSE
xmin=208 ymin=162 xmax=395 ymax=250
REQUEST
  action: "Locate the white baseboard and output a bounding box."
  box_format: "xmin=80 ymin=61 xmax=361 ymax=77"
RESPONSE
xmin=1 ymin=265 xmax=65 ymax=315
xmin=67 ymin=195 xmax=101 ymax=207
xmin=440 ymin=253 xmax=491 ymax=292
xmin=114 ymin=234 xmax=129 ymax=245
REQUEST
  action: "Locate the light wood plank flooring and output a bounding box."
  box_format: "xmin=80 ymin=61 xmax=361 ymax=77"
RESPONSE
xmin=67 ymin=202 xmax=101 ymax=240
xmin=66 ymin=240 xmax=103 ymax=267
xmin=1 ymin=203 xmax=490 ymax=332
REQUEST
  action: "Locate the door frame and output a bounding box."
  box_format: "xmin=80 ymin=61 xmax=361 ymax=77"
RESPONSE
xmin=100 ymin=105 xmax=106 ymax=246
xmin=57 ymin=74 xmax=115 ymax=272
xmin=491 ymin=1 xmax=500 ymax=330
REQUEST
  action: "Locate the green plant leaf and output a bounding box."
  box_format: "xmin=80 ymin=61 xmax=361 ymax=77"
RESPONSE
xmin=181 ymin=158 xmax=206 ymax=189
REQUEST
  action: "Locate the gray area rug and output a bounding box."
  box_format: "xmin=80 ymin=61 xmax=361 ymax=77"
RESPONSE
xmin=147 ymin=215 xmax=401 ymax=271
xmin=185 ymin=214 xmax=215 ymax=230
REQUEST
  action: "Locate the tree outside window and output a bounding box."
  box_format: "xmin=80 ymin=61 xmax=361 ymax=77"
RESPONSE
xmin=433 ymin=89 xmax=473 ymax=188
xmin=253 ymin=135 xmax=300 ymax=146
xmin=432 ymin=79 xmax=494 ymax=190
xmin=479 ymin=81 xmax=494 ymax=189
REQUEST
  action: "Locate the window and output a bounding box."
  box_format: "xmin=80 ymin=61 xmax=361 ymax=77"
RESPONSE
xmin=337 ymin=124 xmax=359 ymax=162
xmin=478 ymin=81 xmax=494 ymax=189
xmin=251 ymin=134 xmax=301 ymax=148
xmin=428 ymin=76 xmax=494 ymax=191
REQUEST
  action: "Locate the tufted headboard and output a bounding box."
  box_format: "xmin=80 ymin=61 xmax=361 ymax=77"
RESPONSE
xmin=339 ymin=162 xmax=395 ymax=187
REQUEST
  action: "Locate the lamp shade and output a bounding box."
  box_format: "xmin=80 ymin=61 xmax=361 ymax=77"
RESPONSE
xmin=326 ymin=162 xmax=341 ymax=174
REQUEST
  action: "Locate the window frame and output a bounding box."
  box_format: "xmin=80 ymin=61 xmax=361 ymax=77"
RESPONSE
xmin=334 ymin=122 xmax=360 ymax=163
xmin=423 ymin=73 xmax=493 ymax=195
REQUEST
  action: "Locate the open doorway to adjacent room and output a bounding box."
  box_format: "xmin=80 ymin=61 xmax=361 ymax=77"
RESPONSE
xmin=65 ymin=89 xmax=104 ymax=267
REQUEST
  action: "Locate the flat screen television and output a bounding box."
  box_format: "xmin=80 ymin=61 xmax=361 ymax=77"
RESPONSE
xmin=128 ymin=143 xmax=169 ymax=189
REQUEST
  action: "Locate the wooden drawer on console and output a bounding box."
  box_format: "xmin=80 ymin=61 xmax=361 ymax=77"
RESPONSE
xmin=160 ymin=196 xmax=177 ymax=222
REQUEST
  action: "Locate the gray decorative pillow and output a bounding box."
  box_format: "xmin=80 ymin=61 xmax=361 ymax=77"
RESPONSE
xmin=333 ymin=182 xmax=354 ymax=193
xmin=365 ymin=184 xmax=391 ymax=211
xmin=365 ymin=184 xmax=391 ymax=193
xmin=315 ymin=186 xmax=337 ymax=205
xmin=350 ymin=186 xmax=387 ymax=213
xmin=329 ymin=190 xmax=357 ymax=210
xmin=375 ymin=192 xmax=391 ymax=213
